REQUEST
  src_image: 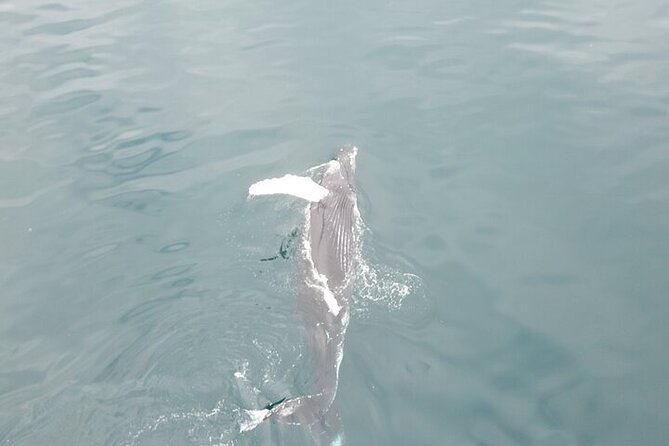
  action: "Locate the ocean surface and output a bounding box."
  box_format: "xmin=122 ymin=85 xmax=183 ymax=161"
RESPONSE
xmin=1 ymin=0 xmax=669 ymax=445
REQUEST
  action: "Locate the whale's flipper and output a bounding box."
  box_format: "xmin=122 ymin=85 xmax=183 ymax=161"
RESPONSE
xmin=249 ymin=174 xmax=329 ymax=202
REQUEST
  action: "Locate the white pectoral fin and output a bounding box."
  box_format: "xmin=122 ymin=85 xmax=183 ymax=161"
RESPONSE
xmin=248 ymin=174 xmax=329 ymax=202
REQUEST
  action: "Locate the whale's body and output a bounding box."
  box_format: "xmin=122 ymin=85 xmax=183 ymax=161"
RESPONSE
xmin=243 ymin=146 xmax=359 ymax=443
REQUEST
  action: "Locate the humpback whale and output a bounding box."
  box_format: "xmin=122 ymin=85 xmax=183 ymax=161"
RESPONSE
xmin=243 ymin=145 xmax=360 ymax=443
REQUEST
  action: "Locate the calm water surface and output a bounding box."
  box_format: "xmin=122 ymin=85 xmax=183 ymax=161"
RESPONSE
xmin=1 ymin=0 xmax=668 ymax=445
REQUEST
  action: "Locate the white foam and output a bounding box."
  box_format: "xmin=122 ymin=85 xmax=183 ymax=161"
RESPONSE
xmin=301 ymin=208 xmax=343 ymax=316
xmin=303 ymin=252 xmax=342 ymax=316
xmin=324 ymin=159 xmax=339 ymax=175
xmin=314 ymin=273 xmax=342 ymax=316
xmin=249 ymin=174 xmax=329 ymax=202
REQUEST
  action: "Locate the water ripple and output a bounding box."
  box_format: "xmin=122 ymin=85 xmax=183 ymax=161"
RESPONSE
xmin=32 ymin=90 xmax=101 ymax=115
xmin=24 ymin=17 xmax=103 ymax=36
xmin=2 ymin=0 xmax=669 ymax=445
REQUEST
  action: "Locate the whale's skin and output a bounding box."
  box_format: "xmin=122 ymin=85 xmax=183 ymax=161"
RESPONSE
xmin=242 ymin=146 xmax=359 ymax=444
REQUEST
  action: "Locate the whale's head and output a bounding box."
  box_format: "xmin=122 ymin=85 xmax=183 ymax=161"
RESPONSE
xmin=333 ymin=145 xmax=357 ymax=187
xmin=335 ymin=145 xmax=357 ymax=170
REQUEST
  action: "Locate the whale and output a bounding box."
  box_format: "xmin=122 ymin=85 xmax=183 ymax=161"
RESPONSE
xmin=243 ymin=145 xmax=360 ymax=444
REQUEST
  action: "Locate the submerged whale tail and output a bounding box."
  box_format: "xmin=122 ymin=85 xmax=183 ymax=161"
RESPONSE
xmin=239 ymin=396 xmax=297 ymax=433
xmin=240 ymin=394 xmax=344 ymax=446
xmin=264 ymin=396 xmax=287 ymax=410
xmin=240 ymin=388 xmax=338 ymax=430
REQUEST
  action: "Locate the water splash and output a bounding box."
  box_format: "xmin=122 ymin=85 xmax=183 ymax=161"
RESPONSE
xmin=352 ymin=216 xmax=424 ymax=313
xmin=355 ymin=257 xmax=423 ymax=311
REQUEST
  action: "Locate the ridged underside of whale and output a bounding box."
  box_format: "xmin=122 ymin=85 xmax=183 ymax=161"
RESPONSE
xmin=309 ymin=184 xmax=355 ymax=291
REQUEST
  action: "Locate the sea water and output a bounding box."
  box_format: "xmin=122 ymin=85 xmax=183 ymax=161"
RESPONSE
xmin=1 ymin=0 xmax=668 ymax=445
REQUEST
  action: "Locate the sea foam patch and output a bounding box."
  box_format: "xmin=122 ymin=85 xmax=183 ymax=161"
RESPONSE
xmin=248 ymin=174 xmax=328 ymax=202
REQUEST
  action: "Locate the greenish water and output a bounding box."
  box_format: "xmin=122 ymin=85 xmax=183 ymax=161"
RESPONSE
xmin=2 ymin=0 xmax=669 ymax=445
